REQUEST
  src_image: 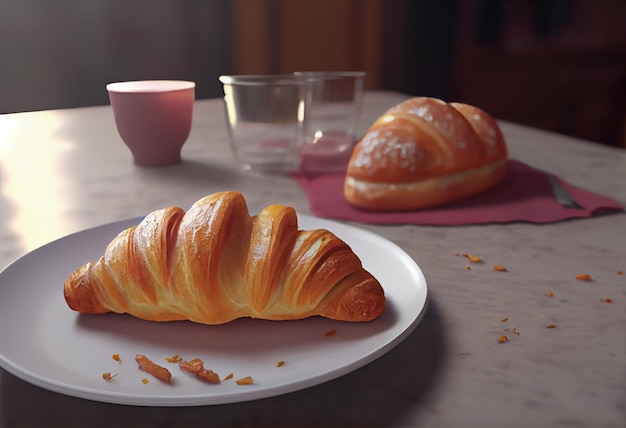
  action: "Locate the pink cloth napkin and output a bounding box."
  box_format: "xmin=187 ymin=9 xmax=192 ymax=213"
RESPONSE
xmin=291 ymin=160 xmax=624 ymax=225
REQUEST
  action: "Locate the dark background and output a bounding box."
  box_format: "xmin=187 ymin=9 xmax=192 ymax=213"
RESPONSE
xmin=1 ymin=0 xmax=624 ymax=148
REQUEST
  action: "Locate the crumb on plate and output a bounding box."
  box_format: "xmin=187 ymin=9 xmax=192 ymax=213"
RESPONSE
xmin=165 ymin=354 xmax=182 ymax=363
xmin=179 ymin=358 xmax=220 ymax=383
xmin=236 ymin=376 xmax=254 ymax=385
xmin=135 ymin=354 xmax=172 ymax=384
xmin=102 ymin=372 xmax=118 ymax=381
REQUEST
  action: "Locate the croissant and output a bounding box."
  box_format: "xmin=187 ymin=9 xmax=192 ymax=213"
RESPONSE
xmin=344 ymin=97 xmax=508 ymax=211
xmin=63 ymin=191 xmax=385 ymax=324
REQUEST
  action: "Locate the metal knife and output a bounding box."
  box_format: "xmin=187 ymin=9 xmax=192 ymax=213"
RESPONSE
xmin=548 ymin=176 xmax=584 ymax=210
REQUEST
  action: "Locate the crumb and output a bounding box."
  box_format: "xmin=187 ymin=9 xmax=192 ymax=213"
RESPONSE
xmin=179 ymin=358 xmax=220 ymax=383
xmin=493 ymin=265 xmax=507 ymax=272
xmin=112 ymin=354 xmax=121 ymax=363
xmin=547 ymin=292 xmax=554 ymax=298
xmin=235 ymin=376 xmax=254 ymax=385
xmin=498 ymin=335 xmax=508 ymax=343
xmin=102 ymin=372 xmax=118 ymax=381
xmin=325 ymin=329 xmax=336 ymax=337
xmin=604 ymin=298 xmax=613 ymax=303
xmin=276 ymin=361 xmax=285 ymax=367
xmin=501 ymin=317 xmax=508 ymax=322
xmin=222 ymin=373 xmax=234 ymax=381
xmin=575 ymin=274 xmax=591 ymax=281
xmin=135 ymin=354 xmax=172 ymax=383
xmin=546 ymin=325 xmax=557 ymax=329
xmin=141 ymin=378 xmax=149 ymax=384
xmin=461 ymin=253 xmax=482 ymax=263
xmin=165 ymin=354 xmax=182 ymax=363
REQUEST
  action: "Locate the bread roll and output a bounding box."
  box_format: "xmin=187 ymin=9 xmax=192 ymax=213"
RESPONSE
xmin=344 ymin=97 xmax=507 ymax=211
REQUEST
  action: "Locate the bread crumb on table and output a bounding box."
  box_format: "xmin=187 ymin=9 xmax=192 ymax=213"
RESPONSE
xmin=461 ymin=253 xmax=482 ymax=263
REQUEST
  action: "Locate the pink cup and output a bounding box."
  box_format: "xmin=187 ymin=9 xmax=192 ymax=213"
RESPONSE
xmin=106 ymin=80 xmax=195 ymax=166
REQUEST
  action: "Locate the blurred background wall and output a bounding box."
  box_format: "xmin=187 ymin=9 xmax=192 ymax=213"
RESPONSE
xmin=0 ymin=0 xmax=624 ymax=147
xmin=0 ymin=0 xmax=233 ymax=111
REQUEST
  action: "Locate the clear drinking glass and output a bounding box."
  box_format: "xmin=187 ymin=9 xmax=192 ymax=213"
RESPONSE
xmin=295 ymin=71 xmax=365 ymax=174
xmin=219 ymin=74 xmax=304 ymax=172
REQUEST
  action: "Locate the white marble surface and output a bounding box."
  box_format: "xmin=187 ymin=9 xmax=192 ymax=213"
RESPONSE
xmin=0 ymin=91 xmax=625 ymax=427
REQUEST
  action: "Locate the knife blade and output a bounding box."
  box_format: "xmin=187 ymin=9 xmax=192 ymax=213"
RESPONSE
xmin=548 ymin=176 xmax=584 ymax=210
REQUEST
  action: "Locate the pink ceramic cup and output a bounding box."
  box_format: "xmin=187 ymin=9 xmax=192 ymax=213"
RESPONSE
xmin=106 ymin=80 xmax=195 ymax=166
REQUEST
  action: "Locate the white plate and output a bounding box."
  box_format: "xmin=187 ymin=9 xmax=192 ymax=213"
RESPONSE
xmin=0 ymin=215 xmax=427 ymax=406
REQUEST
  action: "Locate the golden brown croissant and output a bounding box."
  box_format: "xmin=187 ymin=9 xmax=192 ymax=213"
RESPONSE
xmin=344 ymin=97 xmax=508 ymax=211
xmin=64 ymin=191 xmax=385 ymax=324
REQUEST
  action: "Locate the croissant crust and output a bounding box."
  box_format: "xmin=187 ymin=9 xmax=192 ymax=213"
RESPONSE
xmin=64 ymin=192 xmax=385 ymax=324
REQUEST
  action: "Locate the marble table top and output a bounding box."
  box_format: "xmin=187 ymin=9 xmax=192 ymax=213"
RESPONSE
xmin=0 ymin=91 xmax=625 ymax=427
